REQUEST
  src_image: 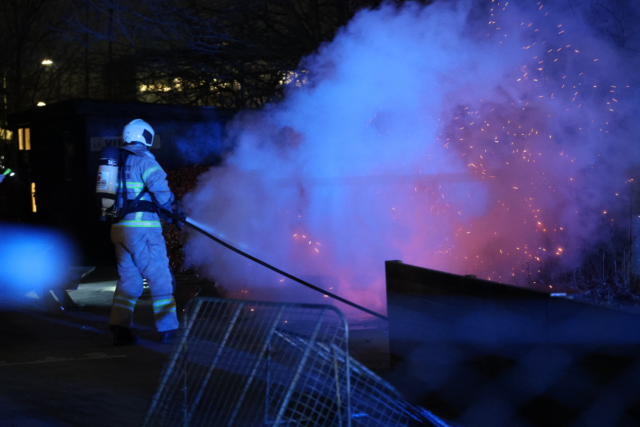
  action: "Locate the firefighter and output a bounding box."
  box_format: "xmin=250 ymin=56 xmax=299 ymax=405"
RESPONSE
xmin=109 ymin=119 xmax=179 ymax=346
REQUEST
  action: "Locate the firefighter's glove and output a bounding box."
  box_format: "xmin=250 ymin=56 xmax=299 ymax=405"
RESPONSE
xmin=158 ymin=202 xmax=174 ymax=225
xmin=171 ymin=201 xmax=186 ymax=231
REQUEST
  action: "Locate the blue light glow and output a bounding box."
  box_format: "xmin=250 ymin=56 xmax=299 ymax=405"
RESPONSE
xmin=0 ymin=223 xmax=78 ymax=297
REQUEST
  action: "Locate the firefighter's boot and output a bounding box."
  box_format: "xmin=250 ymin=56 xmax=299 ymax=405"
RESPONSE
xmin=159 ymin=329 xmax=177 ymax=345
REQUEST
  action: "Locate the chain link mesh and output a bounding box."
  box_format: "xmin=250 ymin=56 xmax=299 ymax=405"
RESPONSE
xmin=142 ymin=297 xmax=447 ymax=427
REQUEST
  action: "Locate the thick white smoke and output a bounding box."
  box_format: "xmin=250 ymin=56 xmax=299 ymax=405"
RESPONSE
xmin=182 ymin=1 xmax=640 ymax=316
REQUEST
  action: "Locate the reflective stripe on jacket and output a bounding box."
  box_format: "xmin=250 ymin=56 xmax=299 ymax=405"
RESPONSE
xmin=113 ymin=144 xmax=174 ymax=228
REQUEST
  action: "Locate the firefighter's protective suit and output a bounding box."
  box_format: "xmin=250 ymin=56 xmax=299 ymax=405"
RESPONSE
xmin=109 ymin=141 xmax=179 ymax=334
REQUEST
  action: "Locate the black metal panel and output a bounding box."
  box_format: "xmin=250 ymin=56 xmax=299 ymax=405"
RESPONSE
xmin=385 ymin=260 xmax=640 ymax=427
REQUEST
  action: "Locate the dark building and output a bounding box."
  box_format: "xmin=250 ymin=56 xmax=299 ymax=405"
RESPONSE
xmin=6 ymin=99 xmax=237 ymax=265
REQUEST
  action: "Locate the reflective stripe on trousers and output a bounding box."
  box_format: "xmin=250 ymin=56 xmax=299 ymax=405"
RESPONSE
xmin=110 ymin=227 xmax=179 ymax=332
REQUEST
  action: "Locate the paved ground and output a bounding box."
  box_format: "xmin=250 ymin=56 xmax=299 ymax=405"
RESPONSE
xmin=0 ymin=270 xmax=173 ymax=426
xmin=0 ymin=267 xmax=393 ymax=427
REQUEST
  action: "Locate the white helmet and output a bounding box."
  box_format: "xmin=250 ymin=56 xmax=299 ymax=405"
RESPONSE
xmin=123 ymin=119 xmax=154 ymax=147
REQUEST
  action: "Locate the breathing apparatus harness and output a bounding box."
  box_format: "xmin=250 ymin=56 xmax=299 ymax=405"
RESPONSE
xmin=97 ymin=146 xmax=182 ymax=226
xmin=117 ymin=148 xmax=184 ymax=226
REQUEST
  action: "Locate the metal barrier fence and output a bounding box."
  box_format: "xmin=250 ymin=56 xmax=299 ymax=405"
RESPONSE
xmin=142 ymin=297 xmax=445 ymax=427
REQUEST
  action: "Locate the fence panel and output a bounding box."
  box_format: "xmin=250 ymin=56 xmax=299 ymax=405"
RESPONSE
xmin=143 ymin=297 xmax=447 ymax=427
xmin=142 ymin=298 xmax=350 ymax=427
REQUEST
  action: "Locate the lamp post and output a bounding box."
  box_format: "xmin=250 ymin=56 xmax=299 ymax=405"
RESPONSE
xmin=40 ymin=59 xmax=54 ymax=107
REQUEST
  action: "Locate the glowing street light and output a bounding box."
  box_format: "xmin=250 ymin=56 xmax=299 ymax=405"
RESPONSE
xmin=37 ymin=102 xmax=46 ymax=107
xmin=41 ymin=59 xmax=53 ymax=66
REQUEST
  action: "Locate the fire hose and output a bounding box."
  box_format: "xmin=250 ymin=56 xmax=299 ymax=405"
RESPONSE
xmin=160 ymin=208 xmax=388 ymax=321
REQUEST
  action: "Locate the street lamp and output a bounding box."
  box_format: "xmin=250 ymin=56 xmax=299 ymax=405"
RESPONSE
xmin=40 ymin=59 xmax=54 ymax=107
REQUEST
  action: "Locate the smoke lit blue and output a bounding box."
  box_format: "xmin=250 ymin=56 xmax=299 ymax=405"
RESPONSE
xmin=180 ymin=1 xmax=640 ymax=313
xmin=173 ymin=122 xmax=227 ymax=164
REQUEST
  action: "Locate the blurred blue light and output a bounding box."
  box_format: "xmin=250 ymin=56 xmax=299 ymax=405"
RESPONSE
xmin=0 ymin=223 xmax=78 ymax=296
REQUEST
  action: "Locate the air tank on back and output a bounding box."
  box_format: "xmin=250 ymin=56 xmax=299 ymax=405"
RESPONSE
xmin=96 ymin=146 xmax=120 ymax=221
